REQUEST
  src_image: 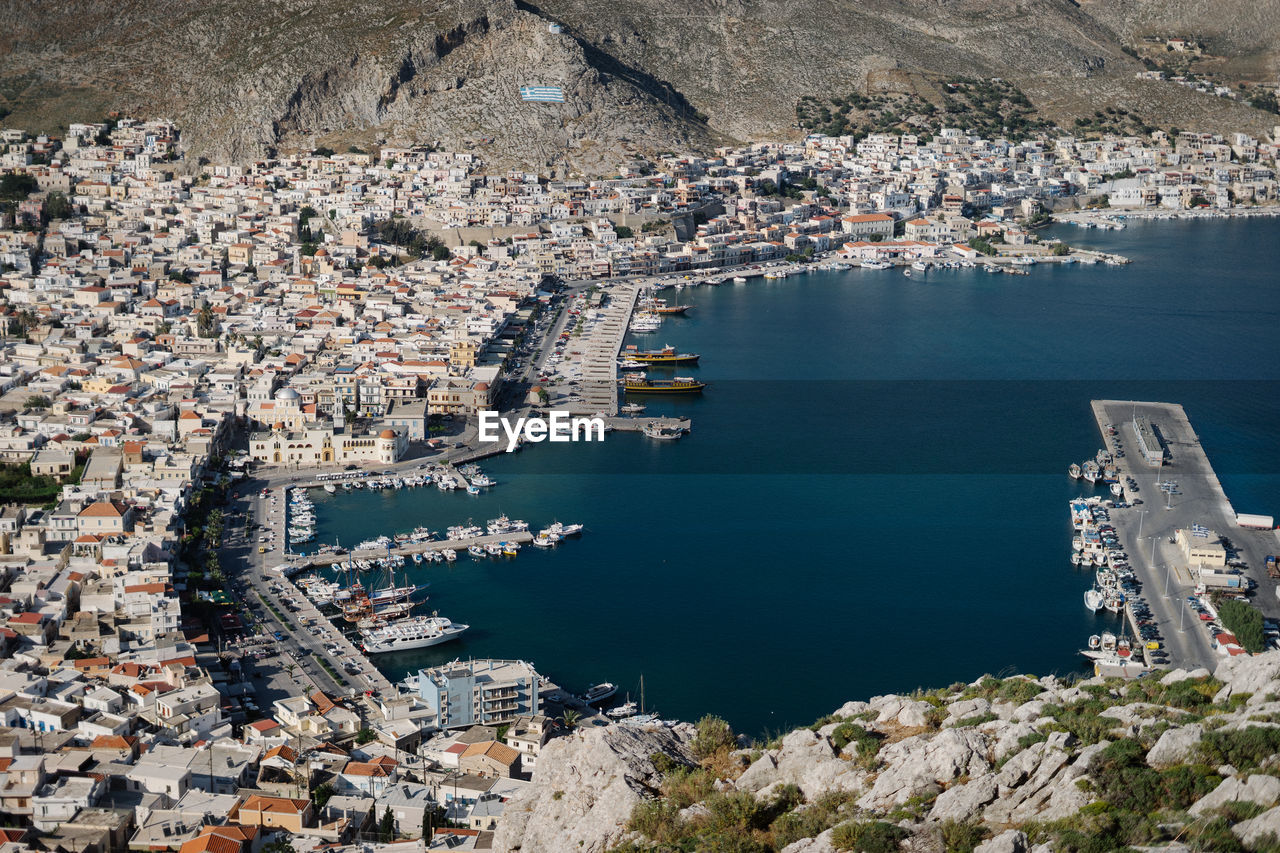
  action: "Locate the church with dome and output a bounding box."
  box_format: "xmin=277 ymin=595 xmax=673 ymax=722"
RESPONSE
xmin=246 ymin=386 xmax=405 ymax=467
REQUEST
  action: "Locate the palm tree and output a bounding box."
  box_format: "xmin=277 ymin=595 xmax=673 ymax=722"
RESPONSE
xmin=559 ymin=709 xmax=581 ymax=730
xmin=196 ymin=304 xmax=215 ymax=338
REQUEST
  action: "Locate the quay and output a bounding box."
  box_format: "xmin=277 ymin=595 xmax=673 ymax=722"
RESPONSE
xmin=296 ymin=530 xmax=535 ymax=568
xmin=1089 ymin=400 xmax=1280 ymax=671
xmin=568 ymin=282 xmax=641 ymax=417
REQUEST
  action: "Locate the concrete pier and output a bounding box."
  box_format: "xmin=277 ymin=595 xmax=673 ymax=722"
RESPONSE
xmin=297 ymin=530 xmax=536 ymax=568
xmin=1088 ymin=400 xmax=1280 ymax=672
xmin=569 ymin=283 xmax=640 ymax=417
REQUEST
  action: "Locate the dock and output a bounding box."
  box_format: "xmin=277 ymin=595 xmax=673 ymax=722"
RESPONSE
xmin=297 ymin=530 xmax=535 ymax=568
xmin=1088 ymin=400 xmax=1280 ymax=671
xmin=567 ymin=283 xmax=641 ymax=417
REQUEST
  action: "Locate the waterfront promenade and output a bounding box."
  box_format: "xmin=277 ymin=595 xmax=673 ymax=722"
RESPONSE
xmin=1091 ymin=400 xmax=1280 ymax=671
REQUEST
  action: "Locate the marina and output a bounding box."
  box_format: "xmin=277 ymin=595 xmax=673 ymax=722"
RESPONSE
xmin=281 ymin=219 xmax=1280 ymax=735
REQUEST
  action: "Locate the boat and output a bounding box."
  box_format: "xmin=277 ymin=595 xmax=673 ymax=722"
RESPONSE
xmin=911 ymin=260 xmax=929 ymax=272
xmin=621 ymin=403 xmax=647 ymax=415
xmin=1082 ymin=461 xmax=1100 ymax=484
xmin=1068 ymin=463 xmax=1081 ymax=479
xmin=581 ymin=683 xmax=618 ymax=704
xmin=360 ymin=614 xmax=469 ymax=653
xmin=1011 ymin=256 xmax=1037 ymax=266
xmin=643 ymin=422 xmax=686 ymax=440
xmin=1084 ymin=588 xmax=1104 ymax=612
xmin=607 ymin=700 xmax=639 ymax=719
xmin=619 ymin=345 xmax=700 ymax=365
xmin=442 ymin=549 xmax=457 ymax=562
xmin=860 ymin=259 xmax=891 ymax=270
xmin=468 ymin=545 xmax=487 ymax=558
xmin=903 ymin=269 xmax=911 ymax=277
xmin=732 ymin=276 xmax=748 ymax=283
xmin=1088 ymin=634 xmax=1101 ymax=650
xmin=1071 ymin=552 xmax=1083 ymax=566
xmin=323 ymin=484 xmax=337 ymax=494
xmin=623 ymin=376 xmax=706 ymax=394
xmin=1110 ymin=483 xmax=1124 ymax=497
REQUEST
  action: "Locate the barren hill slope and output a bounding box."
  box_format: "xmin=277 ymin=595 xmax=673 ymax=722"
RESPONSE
xmin=0 ymin=0 xmax=1275 ymax=172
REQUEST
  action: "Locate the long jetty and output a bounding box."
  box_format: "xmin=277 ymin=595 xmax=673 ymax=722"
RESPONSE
xmin=298 ymin=530 xmax=535 ymax=568
xmin=570 ymin=283 xmax=641 ymax=417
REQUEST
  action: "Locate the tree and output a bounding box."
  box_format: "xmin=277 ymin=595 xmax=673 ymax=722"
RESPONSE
xmin=431 ymin=244 xmax=451 ymax=261
xmin=0 ymin=174 xmax=37 ymax=201
xmin=1051 ymin=242 xmax=1071 ymax=256
xmin=196 ymin=304 xmax=217 ymax=338
xmin=311 ymin=782 xmax=335 ymax=809
xmin=614 ymin=225 xmax=634 ymax=239
xmin=43 ymin=191 xmax=72 ymax=220
xmin=23 ymin=395 xmax=51 ymax=410
xmin=559 ymin=709 xmax=581 ymax=730
xmin=262 ymin=839 xmax=295 ymax=853
xmin=355 ymin=727 xmax=377 ymax=744
xmin=379 ymin=805 xmax=395 ymax=842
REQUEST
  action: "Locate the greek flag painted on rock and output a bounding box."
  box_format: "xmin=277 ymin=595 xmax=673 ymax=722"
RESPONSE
xmin=520 ymin=86 xmax=566 ymax=103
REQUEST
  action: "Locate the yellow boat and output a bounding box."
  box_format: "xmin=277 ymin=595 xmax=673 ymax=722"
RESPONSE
xmin=621 ymin=344 xmax=700 ymax=365
xmin=622 ymin=376 xmax=706 ymax=394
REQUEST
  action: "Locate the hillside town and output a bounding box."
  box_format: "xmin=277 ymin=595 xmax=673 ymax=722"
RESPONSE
xmin=0 ymin=116 xmax=1276 ymax=852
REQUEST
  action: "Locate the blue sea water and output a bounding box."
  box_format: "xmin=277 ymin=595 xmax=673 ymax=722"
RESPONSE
xmin=308 ymin=217 xmax=1280 ymax=736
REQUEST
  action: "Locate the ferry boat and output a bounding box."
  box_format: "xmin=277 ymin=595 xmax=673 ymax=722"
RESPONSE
xmin=623 ymin=376 xmax=706 ymax=394
xmin=360 ymin=614 xmax=469 ymax=653
xmin=581 ymin=682 xmax=618 ymax=704
xmin=620 ymin=345 xmax=700 ymax=365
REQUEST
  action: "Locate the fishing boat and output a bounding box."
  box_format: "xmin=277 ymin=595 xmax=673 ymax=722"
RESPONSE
xmin=642 ymin=422 xmax=686 ymax=440
xmin=732 ymin=276 xmax=748 ymax=283
xmin=1088 ymin=634 xmax=1101 ymax=650
xmin=324 ymin=484 xmax=337 ymax=494
xmin=1084 ymin=588 xmax=1104 ymax=612
xmin=622 ymin=376 xmax=706 ymax=394
xmin=1068 ymin=463 xmax=1082 ymax=479
xmin=621 ymin=403 xmax=647 ymax=415
xmin=860 ymin=259 xmax=891 ymax=270
xmin=443 ymin=549 xmax=457 ymax=561
xmin=1110 ymin=483 xmax=1124 ymax=497
xmin=619 ymin=344 xmax=700 ymax=365
xmin=911 ymin=260 xmax=929 ymax=272
xmin=581 ymin=683 xmax=618 ymax=704
xmin=467 ymin=545 xmax=486 ymax=558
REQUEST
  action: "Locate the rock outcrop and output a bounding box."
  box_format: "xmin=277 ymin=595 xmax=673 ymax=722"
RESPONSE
xmin=493 ymin=721 xmax=695 ymax=852
xmin=495 ymin=650 xmax=1280 ymax=853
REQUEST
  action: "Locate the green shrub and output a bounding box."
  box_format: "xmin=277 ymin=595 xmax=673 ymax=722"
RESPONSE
xmin=626 ymin=798 xmax=683 ymax=843
xmin=997 ymin=679 xmax=1044 ymax=704
xmin=830 ymin=723 xmax=884 ymax=769
xmin=692 ymin=715 xmax=737 ymax=761
xmin=939 ymin=818 xmax=989 ymax=853
xmin=830 ymin=820 xmax=909 ymax=852
xmin=769 ymin=791 xmax=855 ymax=849
xmin=660 ymin=765 xmax=716 ymax=808
xmin=1200 ymin=726 xmax=1280 ymax=772
xmin=1185 ymin=816 xmax=1245 ymax=852
xmin=650 ymin=752 xmax=682 ymax=775
xmin=953 ymin=712 xmax=999 ymax=728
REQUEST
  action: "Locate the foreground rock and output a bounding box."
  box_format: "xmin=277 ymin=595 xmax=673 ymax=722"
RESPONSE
xmin=493 ymin=722 xmax=694 ymax=852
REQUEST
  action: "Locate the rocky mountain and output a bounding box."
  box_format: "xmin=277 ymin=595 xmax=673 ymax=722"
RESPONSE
xmin=494 ymin=651 xmax=1280 ymax=852
xmin=1 ymin=1 xmax=1276 ymax=172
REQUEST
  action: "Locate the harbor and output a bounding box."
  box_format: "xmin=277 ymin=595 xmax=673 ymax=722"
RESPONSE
xmin=250 ymin=219 xmax=1280 ymax=735
xmin=1073 ymin=400 xmax=1280 ymax=675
